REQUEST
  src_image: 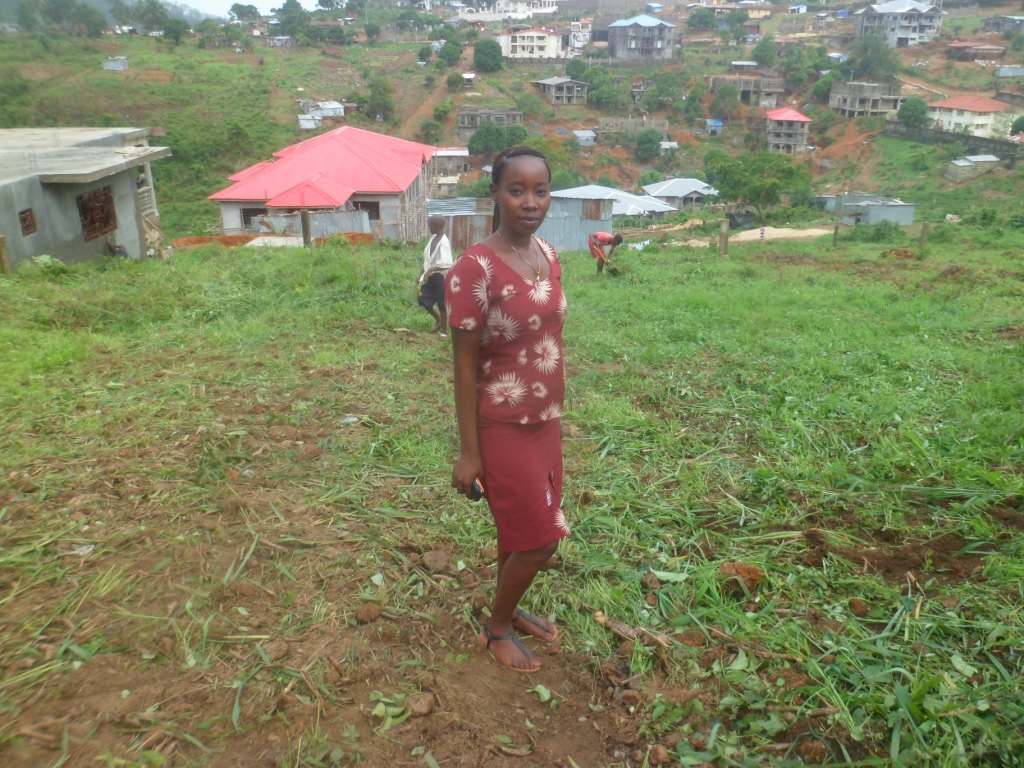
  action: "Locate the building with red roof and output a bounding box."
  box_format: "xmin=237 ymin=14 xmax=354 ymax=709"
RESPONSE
xmin=209 ymin=126 xmax=436 ymax=242
xmin=765 ymin=107 xmax=811 ymax=154
xmin=926 ymin=95 xmax=1019 ymax=138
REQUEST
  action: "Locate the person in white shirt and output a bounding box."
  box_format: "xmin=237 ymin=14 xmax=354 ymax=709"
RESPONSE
xmin=417 ymin=216 xmax=453 ymax=335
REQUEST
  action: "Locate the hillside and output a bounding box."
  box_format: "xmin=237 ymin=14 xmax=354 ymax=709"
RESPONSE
xmin=0 ymin=18 xmax=1021 ymax=240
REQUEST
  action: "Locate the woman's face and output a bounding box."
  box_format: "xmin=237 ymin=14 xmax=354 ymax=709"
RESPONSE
xmin=491 ymin=156 xmax=551 ymax=238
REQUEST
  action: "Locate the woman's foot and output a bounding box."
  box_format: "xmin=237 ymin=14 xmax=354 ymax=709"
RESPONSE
xmin=512 ymin=609 xmax=559 ymax=644
xmin=478 ymin=624 xmax=541 ymax=673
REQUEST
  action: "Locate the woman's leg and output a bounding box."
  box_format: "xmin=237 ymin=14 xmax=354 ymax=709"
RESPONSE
xmin=483 ymin=540 xmax=559 ymax=671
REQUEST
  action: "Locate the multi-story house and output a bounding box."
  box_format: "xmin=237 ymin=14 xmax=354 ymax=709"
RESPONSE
xmin=498 ymin=26 xmax=564 ymax=59
xmin=607 ymin=14 xmax=676 ymax=61
xmin=927 ymin=95 xmax=1018 ymax=138
xmin=828 ymin=81 xmax=903 ymax=118
xmin=766 ymin=107 xmax=811 ymax=153
xmin=854 ymin=0 xmax=942 ymax=47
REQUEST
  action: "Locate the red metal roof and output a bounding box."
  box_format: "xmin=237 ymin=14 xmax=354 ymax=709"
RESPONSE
xmin=927 ymin=95 xmax=1013 ymax=113
xmin=210 ymin=126 xmax=435 ymax=206
xmin=766 ymin=107 xmax=811 ymax=122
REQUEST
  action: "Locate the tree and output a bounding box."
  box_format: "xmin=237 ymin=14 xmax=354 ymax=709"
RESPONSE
xmin=109 ymin=0 xmax=134 ymax=26
xmin=468 ymin=122 xmax=507 ymax=156
xmin=274 ymin=0 xmax=309 ymax=38
xmin=898 ymin=96 xmax=929 ymax=129
xmin=134 ymin=0 xmax=170 ymax=32
xmin=565 ymin=58 xmax=587 ymax=81
xmin=849 ymin=35 xmax=901 ymax=81
xmin=688 ymin=8 xmax=715 ymax=30
xmin=751 ymin=34 xmax=776 ymax=68
xmin=779 ymin=45 xmax=813 ymax=87
xmin=71 ymin=2 xmax=106 ymax=36
xmin=365 ymin=75 xmax=395 ymax=121
xmin=438 ymin=40 xmax=462 ymax=65
xmin=317 ymin=0 xmax=338 ymax=8
xmin=162 ymin=18 xmax=190 ymax=44
xmin=42 ymin=0 xmax=76 ymax=29
xmin=505 ymin=125 xmax=528 ymax=145
xmin=364 ymin=22 xmax=381 ymax=42
xmin=635 ymin=129 xmax=662 ymax=161
xmin=418 ymin=45 xmax=433 ymax=62
xmin=682 ymin=81 xmax=705 ymax=125
xmin=704 ymin=150 xmax=810 ymax=223
xmin=474 ymin=39 xmax=502 ymax=73
xmin=709 ymin=83 xmax=740 ymax=121
xmin=1011 ymin=116 xmax=1024 ymax=135
xmin=231 ymin=3 xmax=259 ymax=21
xmin=17 ymin=0 xmax=40 ymax=33
xmin=418 ymin=119 xmax=443 ymax=145
xmin=445 ymin=72 xmax=463 ymax=91
xmin=433 ymin=100 xmax=452 ymax=121
xmin=810 ymin=72 xmax=839 ymax=103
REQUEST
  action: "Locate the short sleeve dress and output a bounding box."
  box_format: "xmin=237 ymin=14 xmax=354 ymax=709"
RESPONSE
xmin=444 ymin=239 xmax=571 ymax=552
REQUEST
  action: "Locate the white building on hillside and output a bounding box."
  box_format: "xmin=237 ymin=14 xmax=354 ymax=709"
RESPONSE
xmin=927 ymin=95 xmax=1018 ymax=138
xmin=854 ymin=0 xmax=943 ymax=47
xmin=499 ymin=27 xmax=564 ymax=59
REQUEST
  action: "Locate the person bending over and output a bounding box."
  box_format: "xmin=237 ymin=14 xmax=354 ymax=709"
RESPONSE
xmin=588 ymin=231 xmax=623 ymax=275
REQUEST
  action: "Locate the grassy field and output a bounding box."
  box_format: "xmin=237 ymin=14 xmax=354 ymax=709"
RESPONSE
xmin=1 ymin=228 xmax=1022 ymax=766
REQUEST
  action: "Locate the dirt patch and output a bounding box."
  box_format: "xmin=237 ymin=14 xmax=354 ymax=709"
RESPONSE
xmin=135 ymin=70 xmax=173 ymax=83
xmin=802 ymin=528 xmax=984 ymax=584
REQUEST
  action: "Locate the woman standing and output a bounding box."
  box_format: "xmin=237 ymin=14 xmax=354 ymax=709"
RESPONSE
xmin=445 ymin=147 xmax=569 ymax=673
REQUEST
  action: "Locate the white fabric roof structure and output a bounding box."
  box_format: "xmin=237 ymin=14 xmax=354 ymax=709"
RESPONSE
xmin=551 ymin=184 xmax=677 ymax=216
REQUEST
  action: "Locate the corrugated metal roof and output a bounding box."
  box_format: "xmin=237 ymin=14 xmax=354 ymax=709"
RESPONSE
xmin=211 ymin=126 xmax=434 ymax=204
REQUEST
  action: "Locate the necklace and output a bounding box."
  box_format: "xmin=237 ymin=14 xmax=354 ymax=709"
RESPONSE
xmin=498 ymin=233 xmax=542 ymax=281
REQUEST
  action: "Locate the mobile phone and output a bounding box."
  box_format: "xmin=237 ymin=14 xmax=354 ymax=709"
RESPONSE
xmin=470 ymin=478 xmax=485 ymax=501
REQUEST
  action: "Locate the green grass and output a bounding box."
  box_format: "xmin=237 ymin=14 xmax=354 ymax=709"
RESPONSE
xmin=1 ymin=230 xmax=1022 ymax=765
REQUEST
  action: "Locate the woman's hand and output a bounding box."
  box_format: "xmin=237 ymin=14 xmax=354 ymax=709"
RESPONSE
xmin=452 ymin=453 xmax=484 ymax=499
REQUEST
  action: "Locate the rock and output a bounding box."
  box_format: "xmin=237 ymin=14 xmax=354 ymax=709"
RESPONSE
xmin=719 ymin=562 xmax=764 ymax=595
xmin=422 ymin=549 xmax=451 ymax=573
xmin=641 ymin=572 xmax=662 ymax=590
xmin=941 ymin=596 xmax=960 ymax=611
xmin=355 ymin=603 xmax=381 ymax=623
xmin=648 ymin=744 xmax=672 ymax=765
xmin=407 ymin=692 xmax=435 ymax=717
xmin=676 ymin=630 xmax=706 ymax=647
xmin=848 ymin=598 xmax=869 ymax=618
xmin=616 ymin=689 xmax=643 ymax=708
xmin=263 ymin=639 xmax=289 ymax=661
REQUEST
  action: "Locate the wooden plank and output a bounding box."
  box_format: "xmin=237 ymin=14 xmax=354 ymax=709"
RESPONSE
xmin=0 ymin=236 xmax=10 ymax=276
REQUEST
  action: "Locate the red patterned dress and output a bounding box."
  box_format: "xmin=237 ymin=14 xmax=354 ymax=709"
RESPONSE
xmin=444 ymin=239 xmax=571 ymax=552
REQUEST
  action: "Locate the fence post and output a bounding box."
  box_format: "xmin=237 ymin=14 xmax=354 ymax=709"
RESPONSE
xmin=918 ymin=222 xmax=929 ymax=251
xmin=833 ymin=223 xmax=839 ymax=246
xmin=301 ymin=211 xmax=312 ymax=248
xmin=0 ymin=236 xmax=10 ymax=277
xmin=719 ymin=219 xmax=729 ymax=259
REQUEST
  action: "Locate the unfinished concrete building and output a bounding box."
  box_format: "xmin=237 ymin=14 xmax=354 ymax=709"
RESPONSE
xmin=828 ymin=81 xmax=903 ymax=118
xmin=706 ymin=74 xmax=785 ymax=109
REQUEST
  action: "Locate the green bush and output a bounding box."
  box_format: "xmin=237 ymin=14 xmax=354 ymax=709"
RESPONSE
xmin=843 ymin=220 xmax=904 ymax=243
